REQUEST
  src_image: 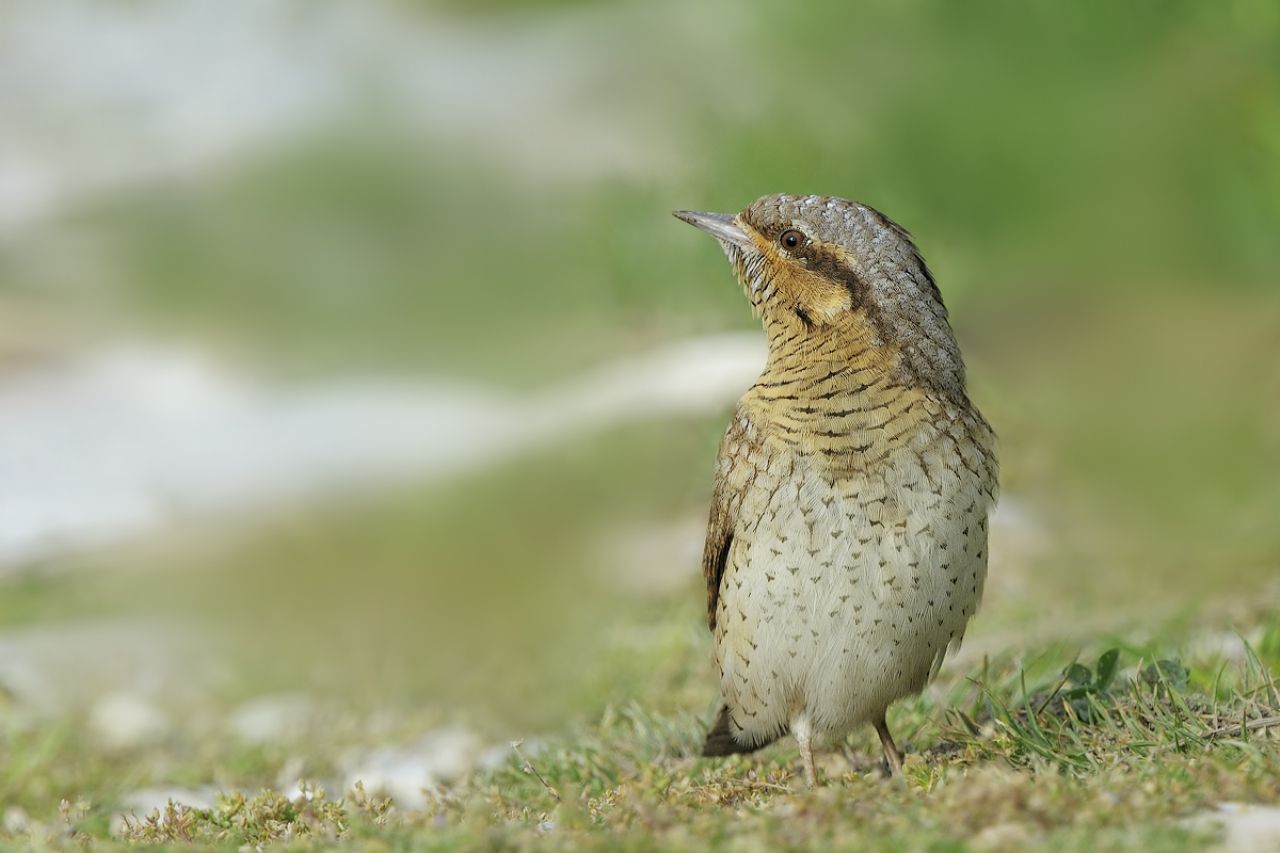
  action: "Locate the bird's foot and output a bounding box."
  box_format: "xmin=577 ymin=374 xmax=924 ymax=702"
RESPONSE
xmin=793 ymin=715 xmax=819 ymax=788
xmin=874 ymin=715 xmax=905 ymax=779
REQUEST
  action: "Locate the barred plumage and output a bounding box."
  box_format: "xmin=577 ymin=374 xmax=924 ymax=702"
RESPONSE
xmin=675 ymin=195 xmax=997 ymax=786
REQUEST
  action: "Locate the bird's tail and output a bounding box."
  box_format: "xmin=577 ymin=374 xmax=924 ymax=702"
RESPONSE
xmin=701 ymin=705 xmax=776 ymax=757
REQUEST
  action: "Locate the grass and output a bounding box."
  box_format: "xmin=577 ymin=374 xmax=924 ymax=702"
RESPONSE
xmin=0 ymin=330 xmax=1275 ymax=848
xmin=0 ymin=407 xmax=1277 ymax=848
xmin=3 ymin=613 xmax=1277 ymax=849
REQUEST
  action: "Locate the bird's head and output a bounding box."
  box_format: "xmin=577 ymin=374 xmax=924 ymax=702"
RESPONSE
xmin=675 ymin=194 xmax=965 ymax=394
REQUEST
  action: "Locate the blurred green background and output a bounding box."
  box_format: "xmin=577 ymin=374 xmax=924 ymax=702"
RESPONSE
xmin=1 ymin=0 xmax=1278 ymax=738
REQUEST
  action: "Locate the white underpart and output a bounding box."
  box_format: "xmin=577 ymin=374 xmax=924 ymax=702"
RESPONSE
xmin=716 ymin=426 xmax=991 ymax=744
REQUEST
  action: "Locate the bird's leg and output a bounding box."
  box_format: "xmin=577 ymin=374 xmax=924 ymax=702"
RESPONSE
xmin=793 ymin=716 xmax=818 ymax=788
xmin=874 ymin=715 xmax=904 ymax=777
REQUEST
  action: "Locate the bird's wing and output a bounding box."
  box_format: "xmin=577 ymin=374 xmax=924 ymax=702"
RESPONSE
xmin=702 ymin=407 xmax=758 ymax=631
xmin=701 ymin=486 xmax=734 ymax=632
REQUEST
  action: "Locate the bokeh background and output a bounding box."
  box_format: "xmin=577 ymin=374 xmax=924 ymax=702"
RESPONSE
xmin=1 ymin=0 xmax=1278 ymax=820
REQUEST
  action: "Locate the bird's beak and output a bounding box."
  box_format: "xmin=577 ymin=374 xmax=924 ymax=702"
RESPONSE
xmin=673 ymin=210 xmax=751 ymax=248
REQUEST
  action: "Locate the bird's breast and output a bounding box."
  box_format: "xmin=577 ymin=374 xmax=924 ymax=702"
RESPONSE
xmin=712 ymin=397 xmax=995 ymax=738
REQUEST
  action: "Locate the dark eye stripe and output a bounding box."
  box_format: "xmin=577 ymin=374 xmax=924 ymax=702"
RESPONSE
xmin=803 ymin=243 xmax=867 ymax=306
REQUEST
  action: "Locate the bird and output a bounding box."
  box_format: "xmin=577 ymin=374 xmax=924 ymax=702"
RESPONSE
xmin=673 ymin=194 xmax=997 ymax=787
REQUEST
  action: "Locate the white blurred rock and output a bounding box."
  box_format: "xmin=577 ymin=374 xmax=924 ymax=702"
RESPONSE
xmin=0 ymin=0 xmax=745 ymax=232
xmin=344 ymin=726 xmax=483 ymax=811
xmin=3 ymin=806 xmax=30 ymax=834
xmin=1189 ymin=630 xmax=1258 ymax=664
xmin=0 ymin=334 xmax=763 ymax=570
xmin=0 ymin=621 xmax=207 ymax=714
xmin=972 ymin=821 xmax=1032 ymax=849
xmin=89 ymin=691 xmax=170 ymax=749
xmin=228 ymin=694 xmax=313 ymax=744
xmin=477 ymin=742 xmax=518 ymax=773
xmin=1189 ymin=802 xmax=1280 ymax=851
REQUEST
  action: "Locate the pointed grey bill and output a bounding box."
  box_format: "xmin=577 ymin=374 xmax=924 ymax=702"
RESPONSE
xmin=673 ymin=210 xmax=751 ymax=248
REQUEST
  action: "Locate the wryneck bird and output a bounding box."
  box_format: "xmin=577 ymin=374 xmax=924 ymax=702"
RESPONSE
xmin=675 ymin=194 xmax=997 ymax=787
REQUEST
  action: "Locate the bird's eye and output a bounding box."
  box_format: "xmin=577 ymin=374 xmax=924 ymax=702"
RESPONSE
xmin=779 ymin=229 xmax=806 ymax=250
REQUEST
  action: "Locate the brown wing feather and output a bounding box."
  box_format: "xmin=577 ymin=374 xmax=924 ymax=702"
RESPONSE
xmin=702 ymin=496 xmax=734 ymax=631
xmin=701 ymin=408 xmax=756 ymax=631
xmin=700 ymin=409 xmax=782 ymax=756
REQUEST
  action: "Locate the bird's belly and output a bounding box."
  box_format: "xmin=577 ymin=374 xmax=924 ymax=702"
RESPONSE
xmin=713 ymin=455 xmax=988 ymax=743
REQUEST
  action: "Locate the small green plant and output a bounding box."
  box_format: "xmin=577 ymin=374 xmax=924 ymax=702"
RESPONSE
xmin=1058 ymin=648 xmax=1121 ymax=720
xmin=1139 ymin=658 xmax=1190 ymax=693
xmin=1045 ymin=649 xmax=1190 ymax=722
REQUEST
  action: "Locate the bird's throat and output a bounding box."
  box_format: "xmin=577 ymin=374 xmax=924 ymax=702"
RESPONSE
xmin=744 ymin=315 xmax=926 ymax=464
